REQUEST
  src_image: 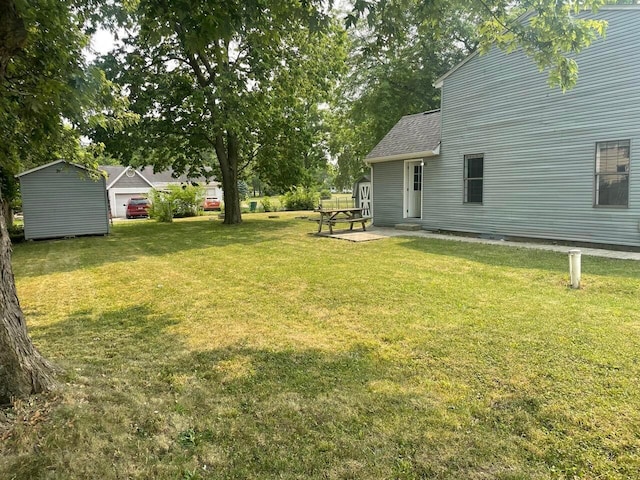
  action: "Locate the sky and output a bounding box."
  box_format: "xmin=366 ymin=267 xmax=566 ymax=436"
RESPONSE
xmin=86 ymin=28 xmax=119 ymax=62
xmin=86 ymin=1 xmax=355 ymax=61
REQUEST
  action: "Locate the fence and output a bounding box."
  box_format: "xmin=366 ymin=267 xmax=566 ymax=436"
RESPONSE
xmin=319 ymin=195 xmax=356 ymax=210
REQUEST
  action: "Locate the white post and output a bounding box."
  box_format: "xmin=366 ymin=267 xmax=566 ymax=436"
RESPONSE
xmin=568 ymin=249 xmax=582 ymax=289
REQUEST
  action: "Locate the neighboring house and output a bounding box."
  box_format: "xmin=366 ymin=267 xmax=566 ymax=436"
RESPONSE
xmin=102 ymin=166 xmax=222 ymax=218
xmin=17 ymin=160 xmax=110 ymax=240
xmin=102 ymin=166 xmax=154 ymax=218
xmin=365 ymin=6 xmax=640 ymax=247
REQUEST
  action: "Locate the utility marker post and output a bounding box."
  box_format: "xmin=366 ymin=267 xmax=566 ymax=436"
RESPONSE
xmin=568 ymin=249 xmax=582 ymax=289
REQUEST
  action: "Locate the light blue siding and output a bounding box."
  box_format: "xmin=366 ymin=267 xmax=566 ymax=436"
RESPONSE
xmin=420 ymin=9 xmax=640 ymax=246
xmin=20 ymin=162 xmax=110 ymax=240
xmin=372 ymin=161 xmax=404 ymax=226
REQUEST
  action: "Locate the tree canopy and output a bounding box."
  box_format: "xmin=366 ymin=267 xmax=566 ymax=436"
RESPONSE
xmin=93 ymin=0 xmax=347 ymax=223
xmin=348 ymin=0 xmax=625 ymax=91
xmin=330 ymin=1 xmax=475 ymax=187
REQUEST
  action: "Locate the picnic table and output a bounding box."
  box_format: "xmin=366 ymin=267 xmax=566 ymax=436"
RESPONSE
xmin=315 ymin=207 xmax=370 ymax=234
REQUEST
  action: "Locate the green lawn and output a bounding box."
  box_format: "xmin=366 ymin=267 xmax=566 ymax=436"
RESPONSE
xmin=2 ymin=213 xmax=640 ymax=479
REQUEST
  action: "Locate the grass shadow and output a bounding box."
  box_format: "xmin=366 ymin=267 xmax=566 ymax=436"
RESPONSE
xmin=12 ymin=216 xmax=295 ymax=278
xmin=5 ymin=301 xmax=639 ymax=479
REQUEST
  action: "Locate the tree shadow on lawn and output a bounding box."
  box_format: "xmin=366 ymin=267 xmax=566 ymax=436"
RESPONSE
xmin=12 ymin=217 xmax=294 ymax=278
xmin=9 ymin=305 xmax=625 ymax=479
xmin=397 ymin=237 xmax=640 ymax=279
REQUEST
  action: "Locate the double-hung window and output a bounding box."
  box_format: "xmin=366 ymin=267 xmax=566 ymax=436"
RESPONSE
xmin=464 ymin=154 xmax=483 ymax=203
xmin=595 ymin=140 xmax=630 ymax=207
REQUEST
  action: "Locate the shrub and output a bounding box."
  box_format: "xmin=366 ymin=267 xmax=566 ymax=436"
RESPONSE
xmin=169 ymin=185 xmax=203 ymax=218
xmin=148 ymin=185 xmax=204 ymax=222
xmin=261 ymin=197 xmax=273 ymax=213
xmin=320 ymin=189 xmax=331 ymax=200
xmin=8 ymin=224 xmax=25 ymax=243
xmin=148 ymin=190 xmax=173 ymax=223
xmin=282 ymin=187 xmax=319 ymax=211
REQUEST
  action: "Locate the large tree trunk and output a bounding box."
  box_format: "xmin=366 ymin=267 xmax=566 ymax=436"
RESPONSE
xmin=216 ymin=131 xmax=242 ymax=225
xmin=0 ymin=190 xmax=56 ymax=405
xmin=1 ymin=198 xmax=12 ymax=230
xmin=0 ymin=2 xmax=56 ymax=402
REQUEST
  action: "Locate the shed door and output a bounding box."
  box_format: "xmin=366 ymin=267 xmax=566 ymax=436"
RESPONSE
xmin=359 ymin=182 xmax=371 ymax=217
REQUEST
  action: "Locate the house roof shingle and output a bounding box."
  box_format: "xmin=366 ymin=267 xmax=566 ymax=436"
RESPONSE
xmin=100 ymin=165 xmax=127 ymax=183
xmin=99 ymin=165 xmax=219 ymax=188
xmin=365 ymin=110 xmax=441 ymax=162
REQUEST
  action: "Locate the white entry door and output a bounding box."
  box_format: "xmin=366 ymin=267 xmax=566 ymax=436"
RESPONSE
xmin=359 ymin=182 xmax=371 ymax=217
xmin=405 ymin=161 xmax=422 ymax=218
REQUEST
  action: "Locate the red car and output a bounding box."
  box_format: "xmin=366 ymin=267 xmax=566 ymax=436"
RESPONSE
xmin=203 ymin=196 xmax=221 ymax=211
xmin=126 ymin=197 xmax=150 ymax=219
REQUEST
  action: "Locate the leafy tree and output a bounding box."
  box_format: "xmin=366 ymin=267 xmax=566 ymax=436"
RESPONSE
xmin=348 ymin=0 xmax=617 ymax=91
xmin=93 ymin=0 xmax=346 ymax=225
xmin=0 ymin=0 xmax=130 ymax=402
xmin=330 ymin=1 xmax=473 ymax=186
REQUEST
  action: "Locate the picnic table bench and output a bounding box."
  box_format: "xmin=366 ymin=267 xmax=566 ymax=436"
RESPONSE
xmin=315 ymin=207 xmax=370 ymax=234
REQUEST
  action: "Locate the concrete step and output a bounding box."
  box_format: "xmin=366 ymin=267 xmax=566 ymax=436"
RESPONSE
xmin=395 ymin=223 xmax=422 ymax=231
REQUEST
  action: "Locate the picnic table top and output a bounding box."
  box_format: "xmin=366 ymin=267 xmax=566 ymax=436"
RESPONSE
xmin=315 ymin=207 xmax=363 ymax=214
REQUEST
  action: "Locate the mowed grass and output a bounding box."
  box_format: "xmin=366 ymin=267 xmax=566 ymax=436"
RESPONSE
xmin=2 ymin=213 xmax=640 ymax=479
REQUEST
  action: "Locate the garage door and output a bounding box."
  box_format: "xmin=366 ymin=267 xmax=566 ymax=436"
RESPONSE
xmin=115 ymin=194 xmax=136 ymax=218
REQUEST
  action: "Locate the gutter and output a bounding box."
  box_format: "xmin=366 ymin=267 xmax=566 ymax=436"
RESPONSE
xmin=364 ymin=144 xmax=440 ymax=166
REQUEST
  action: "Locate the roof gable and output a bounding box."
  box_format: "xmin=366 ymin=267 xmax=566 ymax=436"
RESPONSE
xmin=365 ymin=110 xmax=441 ymax=162
xmin=17 ymin=159 xmax=96 ymax=178
xmin=99 ymin=165 xmax=221 ymax=188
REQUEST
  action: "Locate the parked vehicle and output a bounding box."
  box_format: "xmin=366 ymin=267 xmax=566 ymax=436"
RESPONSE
xmin=203 ymin=196 xmax=221 ymax=211
xmin=126 ymin=197 xmax=150 ymax=219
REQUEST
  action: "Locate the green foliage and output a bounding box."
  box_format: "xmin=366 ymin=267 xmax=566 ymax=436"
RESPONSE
xmin=237 ymin=181 xmax=250 ymax=202
xmin=7 ymin=224 xmax=25 ymax=244
xmin=330 ymin=2 xmax=472 ymax=189
xmin=169 ymin=185 xmax=204 ymax=218
xmin=0 ymin=1 xmax=135 ymax=188
xmin=350 ymin=0 xmax=613 ymax=91
xmin=149 ymin=185 xmax=204 ymax=222
xmin=93 ymin=0 xmax=346 ymax=223
xmin=148 ymin=190 xmax=173 ymax=223
xmin=260 ymin=197 xmax=274 ymax=213
xmin=319 ymin=189 xmax=332 ymax=200
xmin=281 ymin=187 xmax=319 ymax=211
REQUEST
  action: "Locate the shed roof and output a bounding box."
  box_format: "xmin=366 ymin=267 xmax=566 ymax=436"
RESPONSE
xmin=16 ymin=159 xmax=98 ymax=177
xmin=365 ymin=110 xmax=441 ymax=163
